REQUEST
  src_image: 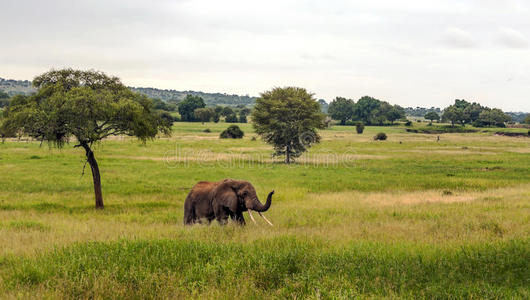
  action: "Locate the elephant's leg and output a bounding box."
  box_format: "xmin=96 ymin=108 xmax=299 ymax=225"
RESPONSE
xmin=234 ymin=211 xmax=246 ymax=225
xmin=213 ymin=205 xmax=229 ymax=225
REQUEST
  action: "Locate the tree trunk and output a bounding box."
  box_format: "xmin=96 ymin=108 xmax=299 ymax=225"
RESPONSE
xmin=82 ymin=143 xmax=104 ymax=209
xmin=286 ymin=144 xmax=291 ymax=164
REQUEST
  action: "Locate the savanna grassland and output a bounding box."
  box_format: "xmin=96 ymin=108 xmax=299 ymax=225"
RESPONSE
xmin=0 ymin=122 xmax=529 ymax=299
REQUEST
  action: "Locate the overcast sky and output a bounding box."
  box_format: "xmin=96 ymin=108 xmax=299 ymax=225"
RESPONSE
xmin=1 ymin=0 xmax=529 ymax=111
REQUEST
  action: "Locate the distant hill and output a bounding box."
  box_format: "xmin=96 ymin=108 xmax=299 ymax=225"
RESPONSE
xmin=129 ymin=87 xmax=256 ymax=107
xmin=0 ymin=77 xmax=256 ymax=107
xmin=0 ymin=77 xmax=36 ymax=96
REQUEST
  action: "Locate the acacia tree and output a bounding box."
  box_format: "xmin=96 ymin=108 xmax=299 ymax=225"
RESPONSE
xmin=0 ymin=69 xmax=171 ymax=209
xmin=251 ymin=87 xmax=325 ymax=164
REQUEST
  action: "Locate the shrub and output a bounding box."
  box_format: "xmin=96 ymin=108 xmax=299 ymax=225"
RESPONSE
xmin=225 ymin=114 xmax=238 ymax=123
xmin=220 ymin=125 xmax=244 ymax=139
xmin=251 ymin=136 xmax=257 ymax=141
xmin=355 ymin=122 xmax=365 ymax=134
xmin=203 ymin=128 xmax=211 ymax=133
xmin=374 ymin=132 xmax=387 ymax=141
xmin=405 ymin=121 xmax=412 ymax=126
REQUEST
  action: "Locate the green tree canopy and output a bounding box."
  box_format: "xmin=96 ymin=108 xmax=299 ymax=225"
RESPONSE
xmin=424 ymin=111 xmax=440 ymax=124
xmin=178 ymin=95 xmax=205 ymax=121
xmin=0 ymin=69 xmax=171 ymax=208
xmin=0 ymin=90 xmax=10 ymax=108
xmin=352 ymin=96 xmax=382 ymax=125
xmin=328 ymin=97 xmax=354 ymax=125
xmin=251 ymin=87 xmax=325 ymax=164
xmin=194 ymin=107 xmax=215 ymax=124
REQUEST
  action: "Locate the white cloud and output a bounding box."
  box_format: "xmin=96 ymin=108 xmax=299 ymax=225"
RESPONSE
xmin=1 ymin=0 xmax=530 ymax=111
xmin=442 ymin=27 xmax=477 ymax=48
xmin=497 ymin=27 xmax=528 ymax=48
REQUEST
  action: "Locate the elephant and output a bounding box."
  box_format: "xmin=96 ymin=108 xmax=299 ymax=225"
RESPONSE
xmin=183 ymin=179 xmax=274 ymax=226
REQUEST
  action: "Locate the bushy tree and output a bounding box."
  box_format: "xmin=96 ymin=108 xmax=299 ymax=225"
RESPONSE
xmin=355 ymin=122 xmax=365 ymax=134
xmin=442 ymin=105 xmax=464 ymax=127
xmin=194 ymin=107 xmax=215 ymax=124
xmin=220 ymin=125 xmax=244 ymax=139
xmin=318 ymin=99 xmax=329 ymax=114
xmin=477 ymin=108 xmax=510 ymax=127
xmin=221 ymin=106 xmax=235 ymax=118
xmin=251 ymin=87 xmax=325 ymax=164
xmin=0 ymin=90 xmax=9 ymax=108
xmin=178 ymin=95 xmax=205 ymax=121
xmin=0 ymin=69 xmax=171 ymax=209
xmin=225 ymin=113 xmax=238 ymax=123
xmin=384 ymin=105 xmax=405 ymax=124
xmin=525 ymin=114 xmax=530 ymax=125
xmin=328 ymin=97 xmax=354 ymax=125
xmin=238 ymin=107 xmax=250 ymax=123
xmin=424 ymin=112 xmax=440 ymax=124
xmin=353 ymin=96 xmax=381 ymax=125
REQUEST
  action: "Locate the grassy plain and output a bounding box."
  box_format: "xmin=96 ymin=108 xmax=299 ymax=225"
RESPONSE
xmin=0 ymin=122 xmax=529 ymax=299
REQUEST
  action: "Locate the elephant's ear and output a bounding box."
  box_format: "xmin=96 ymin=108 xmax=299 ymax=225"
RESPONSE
xmin=214 ymin=179 xmax=241 ymax=212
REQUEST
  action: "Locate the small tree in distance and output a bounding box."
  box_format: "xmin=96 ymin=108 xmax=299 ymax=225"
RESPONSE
xmin=424 ymin=112 xmax=440 ymax=125
xmin=0 ymin=69 xmax=171 ymax=209
xmin=251 ymin=87 xmax=325 ymax=164
xmin=328 ymin=97 xmax=354 ymax=125
xmin=194 ymin=107 xmax=214 ymax=124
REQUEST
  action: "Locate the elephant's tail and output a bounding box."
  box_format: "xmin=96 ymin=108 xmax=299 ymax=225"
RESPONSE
xmin=183 ymin=194 xmax=195 ymax=225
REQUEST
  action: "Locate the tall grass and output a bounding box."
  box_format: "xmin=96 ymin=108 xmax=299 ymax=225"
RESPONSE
xmin=0 ymin=122 xmax=529 ymax=298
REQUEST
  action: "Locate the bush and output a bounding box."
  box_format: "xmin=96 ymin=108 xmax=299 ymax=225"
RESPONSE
xmin=374 ymin=132 xmax=387 ymax=141
xmin=225 ymin=114 xmax=238 ymax=123
xmin=220 ymin=125 xmax=244 ymax=139
xmin=203 ymin=128 xmax=211 ymax=133
xmin=355 ymin=122 xmax=365 ymax=134
xmin=405 ymin=121 xmax=412 ymax=126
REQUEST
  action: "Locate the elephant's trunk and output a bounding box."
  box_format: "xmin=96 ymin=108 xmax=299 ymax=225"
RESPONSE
xmin=251 ymin=190 xmax=273 ymax=212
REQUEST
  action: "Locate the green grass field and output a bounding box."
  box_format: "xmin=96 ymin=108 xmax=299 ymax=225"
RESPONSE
xmin=0 ymin=122 xmax=529 ymax=299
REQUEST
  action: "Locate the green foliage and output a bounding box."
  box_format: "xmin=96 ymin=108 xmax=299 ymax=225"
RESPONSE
xmin=318 ymin=99 xmax=328 ymax=114
xmin=178 ymin=95 xmax=205 ymax=122
xmin=225 ymin=113 xmax=238 ymax=123
xmin=353 ymin=96 xmax=381 ymax=124
xmin=442 ymin=100 xmax=510 ymax=128
xmin=374 ymin=132 xmax=387 ymax=140
xmin=355 ymin=122 xmax=365 ymax=134
xmin=424 ymin=111 xmax=440 ymax=123
xmin=251 ymin=87 xmax=325 ymax=163
xmin=0 ymin=90 xmax=9 ymax=108
xmin=221 ymin=106 xmax=235 ymax=117
xmin=3 ymin=238 xmax=529 ymax=299
xmin=220 ymin=125 xmax=244 ymax=139
xmin=2 ymin=69 xmax=171 ymax=147
xmin=151 ymin=98 xmax=176 ymax=112
xmin=328 ymin=97 xmax=354 ymax=125
xmin=193 ymin=107 xmax=215 ymax=123
xmin=130 ymin=87 xmax=256 ymax=106
xmin=0 ymin=69 xmax=171 ymax=208
xmin=405 ymin=120 xmax=412 ymax=126
xmin=525 ymin=114 xmax=530 ymax=125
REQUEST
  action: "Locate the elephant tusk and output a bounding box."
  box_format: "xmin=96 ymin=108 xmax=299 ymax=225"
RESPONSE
xmin=247 ymin=209 xmax=257 ymax=224
xmin=258 ymin=212 xmax=273 ymax=226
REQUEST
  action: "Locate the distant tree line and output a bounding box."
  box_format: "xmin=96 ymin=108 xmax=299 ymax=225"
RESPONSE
xmin=441 ymin=99 xmax=511 ymax=127
xmin=0 ymin=90 xmax=9 ymax=108
xmin=130 ymin=87 xmax=256 ymax=107
xmin=404 ymin=106 xmax=442 ymax=117
xmin=328 ymin=96 xmax=406 ymax=125
xmin=171 ymin=95 xmax=251 ymax=124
